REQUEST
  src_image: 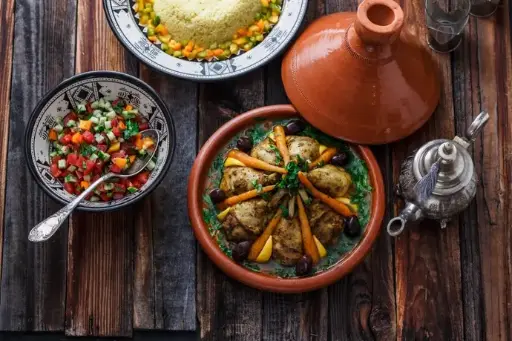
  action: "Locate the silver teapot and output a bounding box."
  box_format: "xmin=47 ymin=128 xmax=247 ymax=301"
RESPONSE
xmin=387 ymin=112 xmax=489 ymax=236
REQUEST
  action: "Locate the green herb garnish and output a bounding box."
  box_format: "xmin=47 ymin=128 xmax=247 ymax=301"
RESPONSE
xmin=124 ymin=119 xmax=139 ymax=140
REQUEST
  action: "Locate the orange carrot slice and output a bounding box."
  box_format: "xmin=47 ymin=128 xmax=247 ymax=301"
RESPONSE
xmin=227 ymin=150 xmax=287 ymax=174
xmin=296 ymin=195 xmax=320 ymax=265
xmin=217 ymin=185 xmax=276 ymax=210
xmin=298 ymin=172 xmax=353 ymax=217
xmin=248 ymin=209 xmax=282 ymax=261
xmin=308 ymin=148 xmax=337 ymax=170
xmin=273 ymin=125 xmax=290 ymax=165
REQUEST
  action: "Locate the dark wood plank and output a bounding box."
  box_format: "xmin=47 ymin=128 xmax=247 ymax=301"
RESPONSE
xmin=393 ymin=1 xmax=463 ymax=340
xmin=0 ymin=0 xmax=15 ymax=283
xmin=137 ymin=66 xmax=197 ymax=331
xmin=0 ymin=0 xmax=76 ymax=331
xmin=65 ymin=0 xmax=137 ymax=336
xmin=197 ymin=73 xmax=265 ymax=341
xmin=453 ymin=6 xmax=512 ymax=341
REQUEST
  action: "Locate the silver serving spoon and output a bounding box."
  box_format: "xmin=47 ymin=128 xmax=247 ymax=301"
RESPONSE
xmin=28 ymin=129 xmax=160 ymax=243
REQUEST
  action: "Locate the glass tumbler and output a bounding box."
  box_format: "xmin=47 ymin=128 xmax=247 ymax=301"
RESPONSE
xmin=425 ymin=0 xmax=470 ymax=53
xmin=470 ymin=0 xmax=500 ymax=17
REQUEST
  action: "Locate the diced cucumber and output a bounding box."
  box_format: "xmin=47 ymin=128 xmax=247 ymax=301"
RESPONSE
xmin=90 ymin=116 xmax=99 ymax=125
xmin=67 ymin=165 xmax=77 ymax=172
xmin=95 ymin=134 xmax=105 ymax=144
xmin=64 ymin=174 xmax=77 ymax=183
xmin=77 ymin=103 xmax=86 ymax=113
xmin=66 ymin=119 xmax=76 ymax=127
xmin=146 ymin=160 xmax=156 ymax=171
xmin=103 ymin=183 xmax=114 ymax=191
xmin=106 ymin=131 xmax=116 ymax=141
xmin=104 ymin=121 xmax=112 ymax=129
xmin=83 ymin=175 xmax=91 ymax=182
xmin=127 ymin=187 xmax=138 ymax=194
xmin=106 ymin=111 xmax=116 ymax=119
xmin=53 ymin=124 xmax=63 ymax=133
xmin=90 ymin=196 xmax=100 ymax=202
xmin=90 ymin=153 xmax=99 ymax=161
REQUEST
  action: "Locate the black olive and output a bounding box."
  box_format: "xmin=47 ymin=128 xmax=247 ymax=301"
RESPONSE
xmin=236 ymin=136 xmax=253 ymax=153
xmin=295 ymin=254 xmax=313 ymax=276
xmin=209 ymin=189 xmax=226 ymax=204
xmin=284 ymin=120 xmax=306 ymax=135
xmin=232 ymin=241 xmax=252 ymax=263
xmin=344 ymin=216 xmax=361 ymax=237
xmin=331 ymin=152 xmax=349 ymax=167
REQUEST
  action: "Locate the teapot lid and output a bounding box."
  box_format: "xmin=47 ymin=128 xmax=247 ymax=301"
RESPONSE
xmin=413 ymin=140 xmax=474 ymax=196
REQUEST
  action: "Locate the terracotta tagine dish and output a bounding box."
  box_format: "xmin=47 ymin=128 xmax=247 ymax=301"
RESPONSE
xmin=282 ymin=0 xmax=441 ymax=145
xmin=188 ymin=105 xmax=385 ymax=293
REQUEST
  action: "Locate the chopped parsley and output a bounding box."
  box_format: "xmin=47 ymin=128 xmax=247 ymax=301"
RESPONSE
xmin=123 ymin=120 xmax=139 ymax=140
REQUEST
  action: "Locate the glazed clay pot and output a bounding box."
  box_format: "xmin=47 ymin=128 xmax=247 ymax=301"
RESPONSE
xmin=188 ymin=105 xmax=385 ymax=293
xmin=282 ymin=0 xmax=440 ymax=145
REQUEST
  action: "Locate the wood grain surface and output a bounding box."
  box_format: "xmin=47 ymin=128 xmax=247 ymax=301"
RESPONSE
xmin=0 ymin=0 xmax=76 ymax=331
xmin=65 ymin=0 xmax=137 ymax=337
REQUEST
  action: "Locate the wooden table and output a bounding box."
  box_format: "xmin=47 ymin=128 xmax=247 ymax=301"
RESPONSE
xmin=0 ymin=0 xmax=510 ymax=339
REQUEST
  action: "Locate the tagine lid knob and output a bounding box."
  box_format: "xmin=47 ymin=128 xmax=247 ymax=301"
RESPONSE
xmin=281 ymin=0 xmax=440 ymax=145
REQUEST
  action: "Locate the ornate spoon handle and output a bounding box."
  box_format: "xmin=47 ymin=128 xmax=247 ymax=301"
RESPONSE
xmin=28 ymin=173 xmax=115 ymax=242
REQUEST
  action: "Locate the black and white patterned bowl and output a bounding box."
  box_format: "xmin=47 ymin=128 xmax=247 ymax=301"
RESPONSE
xmin=103 ymin=0 xmax=308 ymax=81
xmin=24 ymin=71 xmax=175 ymax=211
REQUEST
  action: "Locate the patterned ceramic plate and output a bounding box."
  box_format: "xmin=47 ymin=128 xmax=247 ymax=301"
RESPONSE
xmin=103 ymin=0 xmax=308 ymax=81
xmin=25 ymin=71 xmax=175 ymax=211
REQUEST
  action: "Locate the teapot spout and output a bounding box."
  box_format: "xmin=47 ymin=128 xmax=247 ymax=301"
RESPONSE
xmin=387 ymin=202 xmax=423 ymax=236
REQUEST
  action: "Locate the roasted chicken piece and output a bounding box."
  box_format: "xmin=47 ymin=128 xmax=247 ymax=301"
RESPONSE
xmin=250 ymin=137 xmax=284 ymax=166
xmin=219 ymin=166 xmax=279 ymax=197
xmin=222 ymin=198 xmax=270 ymax=241
xmin=272 ymin=217 xmax=303 ymax=266
xmin=286 ymin=136 xmax=320 ymax=163
xmin=308 ymin=199 xmax=343 ymax=246
xmin=307 ymin=164 xmax=352 ymax=197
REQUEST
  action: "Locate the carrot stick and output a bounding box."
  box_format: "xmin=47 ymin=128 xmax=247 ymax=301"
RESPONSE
xmin=296 ymin=195 xmax=320 ymax=265
xmin=308 ymin=148 xmax=337 ymax=170
xmin=298 ymin=172 xmax=353 ymax=217
xmin=248 ymin=209 xmax=282 ymax=261
xmin=273 ymin=125 xmax=290 ymax=165
xmin=217 ymin=185 xmax=276 ymax=210
xmin=228 ymin=150 xmax=287 ymax=174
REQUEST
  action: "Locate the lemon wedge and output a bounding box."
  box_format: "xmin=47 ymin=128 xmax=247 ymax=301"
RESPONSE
xmin=224 ymin=157 xmax=246 ymax=167
xmin=319 ymin=144 xmax=328 ymax=155
xmin=255 ymin=236 xmax=273 ymax=263
xmin=313 ymin=235 xmax=327 ymax=258
xmin=336 ymin=197 xmax=358 ymax=213
xmin=216 ymin=207 xmax=231 ymax=221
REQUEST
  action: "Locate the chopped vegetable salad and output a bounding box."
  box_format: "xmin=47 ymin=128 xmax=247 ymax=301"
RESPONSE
xmin=48 ymin=98 xmax=157 ymax=202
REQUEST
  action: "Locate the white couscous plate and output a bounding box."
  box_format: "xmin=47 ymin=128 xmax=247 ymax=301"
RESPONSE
xmin=103 ymin=0 xmax=308 ymax=81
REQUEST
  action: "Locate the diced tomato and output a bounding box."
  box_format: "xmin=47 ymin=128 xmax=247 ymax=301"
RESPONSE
xmin=86 ymin=102 xmax=93 ymax=114
xmin=97 ymin=144 xmax=107 ymax=152
xmin=50 ymin=163 xmax=62 ymax=178
xmin=84 ymin=160 xmax=96 ymax=175
xmin=113 ymin=183 xmax=126 ymax=193
xmin=112 ymin=127 xmax=121 ymax=137
xmin=110 ymin=164 xmax=122 ymax=173
xmin=60 ymin=134 xmax=72 ymax=145
xmin=64 ymin=183 xmax=75 ymax=194
xmin=111 ymin=118 xmax=118 ymax=127
xmin=82 ymin=131 xmax=94 ymax=144
xmin=67 ymin=153 xmax=79 ymax=166
xmin=63 ymin=112 xmax=78 ymax=127
xmin=113 ymin=193 xmax=124 ymax=200
xmin=135 ymin=171 xmax=149 ymax=185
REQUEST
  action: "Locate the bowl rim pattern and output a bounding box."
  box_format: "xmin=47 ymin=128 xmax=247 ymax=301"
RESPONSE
xmin=188 ymin=104 xmax=385 ymax=293
xmin=24 ymin=70 xmax=176 ymax=212
xmin=102 ymin=0 xmax=308 ymax=81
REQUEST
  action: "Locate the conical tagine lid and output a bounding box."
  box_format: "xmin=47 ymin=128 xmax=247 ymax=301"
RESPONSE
xmin=282 ymin=0 xmax=440 ymax=144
